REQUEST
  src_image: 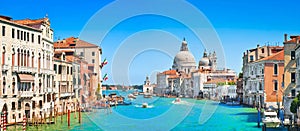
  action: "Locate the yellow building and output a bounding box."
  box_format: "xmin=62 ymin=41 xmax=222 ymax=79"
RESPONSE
xmin=283 ymin=34 xmax=299 ymax=114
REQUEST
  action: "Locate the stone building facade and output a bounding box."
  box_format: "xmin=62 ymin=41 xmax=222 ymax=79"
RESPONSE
xmin=242 ymin=45 xmax=283 ymax=106
xmin=156 ymin=38 xmax=236 ymax=98
xmin=0 ymin=15 xmax=55 ymax=124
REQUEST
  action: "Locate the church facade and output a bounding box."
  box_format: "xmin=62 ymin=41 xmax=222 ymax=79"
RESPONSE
xmin=155 ymin=38 xmax=236 ymax=98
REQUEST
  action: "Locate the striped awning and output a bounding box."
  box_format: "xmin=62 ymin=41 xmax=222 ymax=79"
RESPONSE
xmin=18 ymin=74 xmax=34 ymax=82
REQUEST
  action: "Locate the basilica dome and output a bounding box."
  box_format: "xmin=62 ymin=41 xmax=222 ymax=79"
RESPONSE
xmin=199 ymin=57 xmax=210 ymax=66
xmin=199 ymin=50 xmax=210 ymax=67
xmin=173 ymin=51 xmax=196 ymax=67
xmin=172 ymin=38 xmax=196 ymax=70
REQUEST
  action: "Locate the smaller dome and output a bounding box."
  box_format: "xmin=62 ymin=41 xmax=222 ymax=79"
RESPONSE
xmin=199 ymin=57 xmax=209 ymax=66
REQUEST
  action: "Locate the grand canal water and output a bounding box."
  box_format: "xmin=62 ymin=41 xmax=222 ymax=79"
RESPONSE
xmin=8 ymin=90 xmax=287 ymax=131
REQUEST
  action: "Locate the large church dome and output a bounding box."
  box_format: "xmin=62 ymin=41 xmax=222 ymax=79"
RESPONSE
xmin=172 ymin=38 xmax=196 ymax=71
xmin=174 ymin=51 xmax=196 ymax=67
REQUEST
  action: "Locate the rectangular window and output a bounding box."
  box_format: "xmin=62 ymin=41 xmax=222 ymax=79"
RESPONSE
xmin=92 ymin=59 xmax=95 ymax=63
xmin=250 ymin=55 xmax=254 ymax=61
xmin=27 ymin=32 xmax=29 ymax=41
xmin=274 ymin=80 xmax=278 ymax=91
xmin=291 ymin=72 xmax=296 ymax=83
xmin=92 ymin=52 xmax=95 ymax=56
xmin=70 ymin=67 xmax=73 ymax=75
xmin=58 ymin=65 xmax=62 ymax=74
xmin=292 ymin=89 xmax=296 ymax=97
xmin=12 ymin=28 xmax=15 ymax=38
xmin=17 ymin=30 xmax=20 ymax=39
xmin=31 ymin=34 xmax=34 ymax=43
xmin=18 ymin=101 xmax=21 ymax=109
xmin=261 ymin=48 xmax=264 ymax=53
xmin=80 ymin=52 xmax=84 ymax=56
xmin=2 ymin=26 xmax=5 ymax=36
xmin=274 ymin=64 xmax=278 ymax=75
xmin=38 ymin=35 xmax=41 ymax=44
xmin=54 ymin=64 xmax=57 ymax=73
xmin=32 ymin=101 xmax=36 ymax=109
xmin=291 ymin=51 xmax=295 ymax=60
xmin=12 ymin=102 xmax=15 ymax=110
xmin=24 ymin=31 xmax=26 ymax=41
xmin=67 ymin=66 xmax=69 ymax=74
xmin=21 ymin=31 xmax=23 ymax=40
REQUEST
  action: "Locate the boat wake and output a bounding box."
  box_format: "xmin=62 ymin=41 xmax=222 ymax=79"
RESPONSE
xmin=171 ymin=100 xmax=191 ymax=105
xmin=134 ymin=104 xmax=154 ymax=108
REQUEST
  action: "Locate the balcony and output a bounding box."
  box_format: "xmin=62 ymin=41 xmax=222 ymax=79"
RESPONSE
xmin=46 ymin=88 xmax=58 ymax=93
xmin=39 ymin=69 xmax=55 ymax=74
xmin=19 ymin=66 xmax=31 ymax=72
xmin=60 ymin=92 xmax=74 ymax=98
xmin=2 ymin=64 xmax=9 ymax=71
xmin=19 ymin=91 xmax=34 ymax=98
xmin=31 ymin=67 xmax=38 ymax=73
xmin=74 ymin=85 xmax=82 ymax=90
xmin=257 ymin=90 xmax=264 ymax=94
xmin=12 ymin=66 xmax=18 ymax=72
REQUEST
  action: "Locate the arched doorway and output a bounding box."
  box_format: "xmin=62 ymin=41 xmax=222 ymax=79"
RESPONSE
xmin=25 ymin=103 xmax=30 ymax=118
xmin=2 ymin=103 xmax=8 ymax=124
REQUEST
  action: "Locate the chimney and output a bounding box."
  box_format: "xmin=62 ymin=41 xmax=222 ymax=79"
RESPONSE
xmin=296 ymin=37 xmax=299 ymax=44
xmin=284 ymin=34 xmax=287 ymax=42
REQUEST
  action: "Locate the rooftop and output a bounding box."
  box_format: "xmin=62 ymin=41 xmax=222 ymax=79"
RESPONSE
xmin=285 ymin=35 xmax=300 ymax=44
xmin=159 ymin=70 xmax=177 ymax=75
xmin=255 ymin=50 xmax=284 ymax=62
xmin=54 ymin=37 xmax=100 ymax=48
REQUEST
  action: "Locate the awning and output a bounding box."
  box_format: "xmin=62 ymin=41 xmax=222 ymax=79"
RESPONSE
xmin=84 ymin=73 xmax=90 ymax=80
xmin=18 ymin=74 xmax=34 ymax=82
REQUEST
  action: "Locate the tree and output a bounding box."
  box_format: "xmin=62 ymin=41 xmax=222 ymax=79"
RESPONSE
xmin=290 ymin=93 xmax=300 ymax=113
xmin=238 ymin=72 xmax=243 ymax=79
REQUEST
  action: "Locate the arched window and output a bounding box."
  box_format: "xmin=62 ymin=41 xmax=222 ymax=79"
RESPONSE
xmin=27 ymin=50 xmax=30 ymax=67
xmin=20 ymin=49 xmax=23 ymax=66
xmin=3 ymin=77 xmax=6 ymax=94
xmin=17 ymin=49 xmax=20 ymax=66
xmin=24 ymin=51 xmax=27 ymax=67
xmin=2 ymin=46 xmax=5 ymax=65
xmin=12 ymin=78 xmax=15 ymax=94
xmin=32 ymin=52 xmax=34 ymax=68
xmin=12 ymin=48 xmax=15 ymax=66
xmin=39 ymin=79 xmax=42 ymax=93
xmin=38 ymin=53 xmax=41 ymax=70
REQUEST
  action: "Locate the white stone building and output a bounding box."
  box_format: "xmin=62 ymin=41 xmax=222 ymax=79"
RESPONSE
xmin=143 ymin=76 xmax=154 ymax=94
xmin=0 ymin=15 xmax=55 ymax=124
xmin=156 ymin=38 xmax=236 ymax=98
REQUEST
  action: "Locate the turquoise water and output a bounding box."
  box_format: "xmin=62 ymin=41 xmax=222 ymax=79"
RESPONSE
xmin=9 ymin=90 xmax=286 ymax=130
xmin=72 ymin=90 xmax=282 ymax=131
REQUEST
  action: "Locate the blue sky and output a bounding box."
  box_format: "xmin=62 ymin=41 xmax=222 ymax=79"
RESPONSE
xmin=1 ymin=0 xmax=300 ymax=85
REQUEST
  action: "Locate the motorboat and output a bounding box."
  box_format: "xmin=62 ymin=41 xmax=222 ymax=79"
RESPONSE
xmin=133 ymin=92 xmax=139 ymax=96
xmin=128 ymin=94 xmax=136 ymax=99
xmin=144 ymin=93 xmax=152 ymax=98
xmin=175 ymin=98 xmax=181 ymax=102
xmin=142 ymin=103 xmax=148 ymax=108
xmin=283 ymin=117 xmax=291 ymax=126
xmin=262 ymin=110 xmax=281 ymax=128
xmin=226 ymin=101 xmax=240 ymax=106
